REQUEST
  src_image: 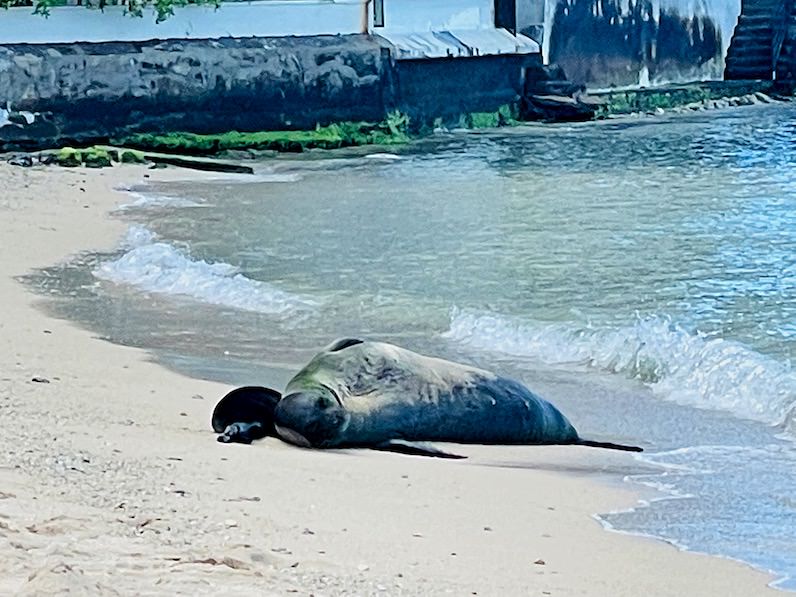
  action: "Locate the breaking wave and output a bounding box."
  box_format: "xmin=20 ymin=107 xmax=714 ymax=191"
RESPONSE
xmin=94 ymin=225 xmax=317 ymax=316
xmin=443 ymin=308 xmax=796 ymax=430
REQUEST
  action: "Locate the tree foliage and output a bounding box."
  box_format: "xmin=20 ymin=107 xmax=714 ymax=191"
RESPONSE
xmin=0 ymin=0 xmax=220 ymax=22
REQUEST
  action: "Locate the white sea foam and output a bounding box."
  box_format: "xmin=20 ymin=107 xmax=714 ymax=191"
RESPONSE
xmin=159 ymin=172 xmax=303 ymax=184
xmin=444 ymin=308 xmax=796 ymax=430
xmin=248 ymin=173 xmax=303 ymax=183
xmin=119 ymin=191 xmax=204 ymax=210
xmin=122 ymin=224 xmax=157 ymax=248
xmin=364 ymin=153 xmax=402 ymax=160
xmin=95 ymin=226 xmax=317 ymax=316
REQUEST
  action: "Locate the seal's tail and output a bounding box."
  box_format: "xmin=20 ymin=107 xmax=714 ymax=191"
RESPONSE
xmin=576 ymin=439 xmax=643 ymax=452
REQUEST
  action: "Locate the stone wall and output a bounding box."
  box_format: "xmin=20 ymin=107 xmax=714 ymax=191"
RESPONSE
xmin=0 ymin=35 xmax=391 ymax=150
xmin=0 ymin=34 xmax=538 ymax=152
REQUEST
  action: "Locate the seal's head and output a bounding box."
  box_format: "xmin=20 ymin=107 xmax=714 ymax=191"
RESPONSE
xmin=274 ymin=387 xmax=349 ymax=448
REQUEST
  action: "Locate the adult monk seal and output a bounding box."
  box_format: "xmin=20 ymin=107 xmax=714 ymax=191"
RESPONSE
xmin=211 ymin=338 xmax=642 ymax=457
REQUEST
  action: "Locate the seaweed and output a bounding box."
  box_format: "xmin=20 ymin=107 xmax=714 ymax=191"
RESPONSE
xmin=115 ymin=111 xmax=412 ymax=156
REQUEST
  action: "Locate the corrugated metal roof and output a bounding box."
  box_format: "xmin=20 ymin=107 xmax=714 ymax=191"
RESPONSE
xmin=378 ymin=28 xmax=540 ymax=59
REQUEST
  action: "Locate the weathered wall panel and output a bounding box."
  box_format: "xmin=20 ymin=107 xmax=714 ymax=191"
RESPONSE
xmin=394 ymin=53 xmax=541 ymax=122
xmin=543 ymin=0 xmax=742 ymax=87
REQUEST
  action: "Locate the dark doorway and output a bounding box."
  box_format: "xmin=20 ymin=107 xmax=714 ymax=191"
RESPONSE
xmin=494 ymin=0 xmax=517 ymax=34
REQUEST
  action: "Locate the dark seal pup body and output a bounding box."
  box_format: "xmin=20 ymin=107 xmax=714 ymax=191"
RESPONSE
xmin=212 ymin=338 xmax=642 ymax=457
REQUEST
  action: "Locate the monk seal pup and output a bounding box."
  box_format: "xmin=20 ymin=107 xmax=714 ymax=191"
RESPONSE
xmin=212 ymin=338 xmax=642 ymax=457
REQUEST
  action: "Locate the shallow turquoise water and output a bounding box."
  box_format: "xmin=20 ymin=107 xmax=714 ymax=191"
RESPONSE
xmin=30 ymin=104 xmax=796 ymax=588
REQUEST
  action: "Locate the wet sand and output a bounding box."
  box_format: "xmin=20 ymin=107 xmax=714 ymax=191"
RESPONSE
xmin=0 ymin=162 xmax=780 ymax=595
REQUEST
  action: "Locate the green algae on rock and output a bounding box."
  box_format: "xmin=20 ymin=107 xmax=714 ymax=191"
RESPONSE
xmin=56 ymin=147 xmax=82 ymax=167
xmin=81 ymin=147 xmax=113 ymax=168
xmin=115 ymin=112 xmax=412 ymax=156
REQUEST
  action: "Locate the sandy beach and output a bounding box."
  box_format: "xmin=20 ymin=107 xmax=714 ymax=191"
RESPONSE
xmin=0 ymin=161 xmax=781 ymax=596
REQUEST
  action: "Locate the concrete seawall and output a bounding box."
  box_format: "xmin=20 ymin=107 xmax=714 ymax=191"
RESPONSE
xmin=0 ymin=34 xmax=539 ymax=151
xmin=0 ymin=35 xmax=391 ymax=150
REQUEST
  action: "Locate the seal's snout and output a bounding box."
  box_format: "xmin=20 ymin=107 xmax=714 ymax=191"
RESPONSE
xmin=274 ymin=390 xmax=348 ymax=448
xmin=273 ymin=424 xmax=312 ymax=448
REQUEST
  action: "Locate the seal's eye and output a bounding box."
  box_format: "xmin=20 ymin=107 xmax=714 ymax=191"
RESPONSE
xmin=316 ymin=396 xmax=332 ymax=409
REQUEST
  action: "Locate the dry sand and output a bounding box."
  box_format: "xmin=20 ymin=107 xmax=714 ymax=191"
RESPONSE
xmin=0 ymin=162 xmax=780 ymax=596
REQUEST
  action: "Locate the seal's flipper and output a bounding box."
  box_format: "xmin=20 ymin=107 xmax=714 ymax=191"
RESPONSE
xmin=576 ymin=439 xmax=643 ymax=452
xmin=327 ymin=337 xmax=364 ymax=352
xmin=217 ymin=422 xmax=267 ymax=444
xmin=211 ymin=386 xmax=282 ymax=442
xmin=372 ymin=439 xmax=467 ymax=459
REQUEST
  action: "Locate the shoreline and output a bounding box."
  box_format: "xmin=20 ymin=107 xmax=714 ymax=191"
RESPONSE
xmin=5 ymin=90 xmax=793 ymax=173
xmin=0 ymin=162 xmax=781 ymax=595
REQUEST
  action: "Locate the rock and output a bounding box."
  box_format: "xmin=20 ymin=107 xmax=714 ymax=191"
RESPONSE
xmin=31 ymin=377 xmax=50 ymax=384
xmin=81 ymin=147 xmax=113 ymax=168
xmin=38 ymin=152 xmax=58 ymax=165
xmin=7 ymin=153 xmax=33 ymax=167
xmin=120 ymin=149 xmax=147 ymax=164
xmin=57 ymin=147 xmax=82 ymax=167
xmin=7 ymin=112 xmax=30 ymax=126
xmin=521 ymin=94 xmax=597 ymax=122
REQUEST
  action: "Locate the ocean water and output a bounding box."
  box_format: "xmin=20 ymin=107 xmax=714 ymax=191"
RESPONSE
xmin=28 ymin=104 xmax=796 ymax=588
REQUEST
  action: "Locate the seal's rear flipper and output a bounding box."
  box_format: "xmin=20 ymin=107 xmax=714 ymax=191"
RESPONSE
xmin=372 ymin=440 xmax=467 ymax=459
xmin=576 ymin=439 xmax=643 ymax=452
xmin=212 ymin=386 xmax=282 ymax=443
xmin=218 ymin=421 xmax=267 ymax=444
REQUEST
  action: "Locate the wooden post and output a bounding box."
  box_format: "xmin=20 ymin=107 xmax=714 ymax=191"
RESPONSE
xmin=360 ymin=0 xmax=372 ymax=34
